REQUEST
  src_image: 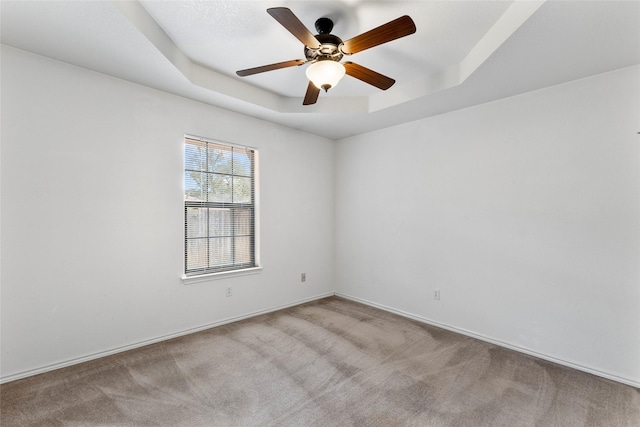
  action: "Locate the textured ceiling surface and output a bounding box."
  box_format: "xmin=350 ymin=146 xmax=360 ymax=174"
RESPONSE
xmin=1 ymin=1 xmax=639 ymax=140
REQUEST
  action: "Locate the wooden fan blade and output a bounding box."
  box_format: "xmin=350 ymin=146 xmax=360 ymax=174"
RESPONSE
xmin=303 ymin=81 xmax=320 ymax=105
xmin=341 ymin=15 xmax=416 ymax=55
xmin=267 ymin=7 xmax=321 ymax=49
xmin=236 ymin=59 xmax=305 ymax=77
xmin=344 ymin=62 xmax=395 ymax=90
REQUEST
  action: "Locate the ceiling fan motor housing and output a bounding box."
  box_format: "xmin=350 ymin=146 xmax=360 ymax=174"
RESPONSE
xmin=305 ymin=33 xmax=344 ymax=62
xmin=304 ymin=18 xmax=344 ymax=63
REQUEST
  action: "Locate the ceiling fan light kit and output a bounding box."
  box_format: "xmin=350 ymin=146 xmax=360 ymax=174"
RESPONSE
xmin=236 ymin=7 xmax=416 ymax=105
xmin=306 ymin=60 xmax=346 ymax=92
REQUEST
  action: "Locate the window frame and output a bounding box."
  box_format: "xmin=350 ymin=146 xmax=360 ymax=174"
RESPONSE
xmin=182 ymin=135 xmax=261 ymax=283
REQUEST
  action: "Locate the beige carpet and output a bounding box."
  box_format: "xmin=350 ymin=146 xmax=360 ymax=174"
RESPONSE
xmin=2 ymin=296 xmax=639 ymax=426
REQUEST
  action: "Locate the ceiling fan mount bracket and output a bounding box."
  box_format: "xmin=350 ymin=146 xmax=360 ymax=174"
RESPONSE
xmin=315 ymin=17 xmax=334 ymax=34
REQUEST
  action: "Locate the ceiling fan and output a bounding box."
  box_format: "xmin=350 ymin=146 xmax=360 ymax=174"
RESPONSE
xmin=236 ymin=7 xmax=416 ymax=105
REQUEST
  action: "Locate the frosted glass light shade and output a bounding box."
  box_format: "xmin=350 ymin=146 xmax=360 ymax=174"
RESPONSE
xmin=306 ymin=60 xmax=346 ymax=91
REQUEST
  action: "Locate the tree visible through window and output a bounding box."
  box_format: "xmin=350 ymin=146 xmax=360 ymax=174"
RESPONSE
xmin=184 ymin=137 xmax=256 ymax=275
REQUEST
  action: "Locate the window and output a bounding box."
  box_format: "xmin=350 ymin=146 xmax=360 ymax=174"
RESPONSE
xmin=184 ymin=136 xmax=258 ymax=277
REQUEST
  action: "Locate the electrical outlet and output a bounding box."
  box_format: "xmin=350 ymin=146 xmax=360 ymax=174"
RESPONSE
xmin=434 ymin=289 xmax=440 ymax=300
xmin=225 ymin=286 xmax=232 ymax=297
xmin=301 ymin=273 xmax=306 ymax=282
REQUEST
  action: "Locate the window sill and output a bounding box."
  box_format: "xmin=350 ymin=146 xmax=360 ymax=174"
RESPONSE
xmin=181 ymin=266 xmax=263 ymax=285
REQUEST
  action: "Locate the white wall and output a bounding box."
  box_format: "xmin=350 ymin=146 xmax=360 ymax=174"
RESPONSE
xmin=0 ymin=46 xmax=335 ymax=381
xmin=335 ymin=65 xmax=640 ymax=385
xmin=2 ymin=44 xmax=639 ymax=387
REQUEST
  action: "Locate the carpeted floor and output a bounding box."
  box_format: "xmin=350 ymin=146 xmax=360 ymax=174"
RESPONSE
xmin=1 ymin=296 xmax=639 ymax=426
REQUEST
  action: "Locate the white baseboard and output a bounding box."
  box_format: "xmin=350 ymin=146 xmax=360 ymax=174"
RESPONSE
xmin=336 ymin=292 xmax=640 ymax=389
xmin=0 ymin=292 xmax=335 ymax=384
xmin=5 ymin=291 xmax=638 ymax=389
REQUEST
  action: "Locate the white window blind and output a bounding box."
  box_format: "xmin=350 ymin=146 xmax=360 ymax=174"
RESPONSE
xmin=184 ymin=137 xmax=256 ymax=276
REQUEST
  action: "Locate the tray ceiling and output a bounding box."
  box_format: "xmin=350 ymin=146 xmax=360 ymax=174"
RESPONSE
xmin=1 ymin=1 xmax=638 ymax=139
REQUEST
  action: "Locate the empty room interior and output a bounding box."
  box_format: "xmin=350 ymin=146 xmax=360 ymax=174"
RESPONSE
xmin=1 ymin=1 xmax=639 ymax=425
